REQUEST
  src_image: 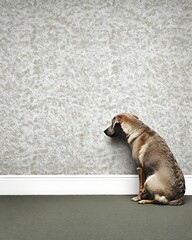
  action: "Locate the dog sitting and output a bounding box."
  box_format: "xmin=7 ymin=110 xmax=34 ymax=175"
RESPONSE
xmin=104 ymin=113 xmax=185 ymax=206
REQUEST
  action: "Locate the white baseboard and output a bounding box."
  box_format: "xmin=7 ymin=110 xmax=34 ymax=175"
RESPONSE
xmin=0 ymin=175 xmax=191 ymax=195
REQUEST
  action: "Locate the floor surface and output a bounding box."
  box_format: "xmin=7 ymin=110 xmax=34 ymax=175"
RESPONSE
xmin=0 ymin=195 xmax=191 ymax=240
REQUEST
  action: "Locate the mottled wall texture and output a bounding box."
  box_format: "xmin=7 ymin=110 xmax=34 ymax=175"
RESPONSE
xmin=0 ymin=0 xmax=191 ymax=175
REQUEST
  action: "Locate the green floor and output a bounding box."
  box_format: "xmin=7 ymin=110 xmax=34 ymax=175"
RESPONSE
xmin=0 ymin=195 xmax=191 ymax=240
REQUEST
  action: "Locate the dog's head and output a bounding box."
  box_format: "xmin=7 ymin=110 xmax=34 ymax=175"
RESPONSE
xmin=104 ymin=113 xmax=139 ymax=138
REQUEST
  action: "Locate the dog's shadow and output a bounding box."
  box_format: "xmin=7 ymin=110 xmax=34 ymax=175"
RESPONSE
xmin=109 ymin=135 xmax=137 ymax=174
xmin=109 ymin=134 xmax=129 ymax=148
xmin=110 ymin=135 xmax=127 ymax=145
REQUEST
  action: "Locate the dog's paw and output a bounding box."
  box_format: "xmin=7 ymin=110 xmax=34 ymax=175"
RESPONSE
xmin=138 ymin=199 xmax=156 ymax=204
xmin=132 ymin=196 xmax=141 ymax=202
xmin=138 ymin=200 xmax=145 ymax=204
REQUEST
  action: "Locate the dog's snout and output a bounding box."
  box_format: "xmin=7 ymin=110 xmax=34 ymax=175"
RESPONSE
xmin=104 ymin=129 xmax=108 ymax=135
xmin=104 ymin=126 xmax=118 ymax=137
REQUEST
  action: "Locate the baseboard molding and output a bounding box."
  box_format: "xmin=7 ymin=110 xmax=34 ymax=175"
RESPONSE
xmin=0 ymin=175 xmax=191 ymax=195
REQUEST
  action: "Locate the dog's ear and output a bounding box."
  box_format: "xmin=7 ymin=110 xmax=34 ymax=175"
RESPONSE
xmin=112 ymin=116 xmax=122 ymax=128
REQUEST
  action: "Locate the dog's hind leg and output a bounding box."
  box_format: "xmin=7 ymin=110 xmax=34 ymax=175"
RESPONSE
xmin=142 ymin=175 xmax=169 ymax=205
xmin=132 ymin=167 xmax=145 ymax=202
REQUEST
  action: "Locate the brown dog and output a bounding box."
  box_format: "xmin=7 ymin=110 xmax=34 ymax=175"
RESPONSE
xmin=104 ymin=113 xmax=185 ymax=205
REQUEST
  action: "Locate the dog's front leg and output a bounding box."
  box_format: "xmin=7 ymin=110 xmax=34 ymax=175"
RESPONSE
xmin=132 ymin=167 xmax=145 ymax=202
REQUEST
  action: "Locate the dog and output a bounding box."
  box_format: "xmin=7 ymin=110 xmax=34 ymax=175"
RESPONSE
xmin=104 ymin=113 xmax=185 ymax=205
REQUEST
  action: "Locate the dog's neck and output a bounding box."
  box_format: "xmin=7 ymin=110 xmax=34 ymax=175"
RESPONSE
xmin=127 ymin=130 xmax=145 ymax=146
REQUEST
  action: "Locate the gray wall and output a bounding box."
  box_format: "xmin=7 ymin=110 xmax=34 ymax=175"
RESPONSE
xmin=0 ymin=0 xmax=191 ymax=175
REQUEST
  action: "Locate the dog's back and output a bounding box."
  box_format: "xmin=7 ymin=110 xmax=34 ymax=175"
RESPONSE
xmin=132 ymin=122 xmax=185 ymax=205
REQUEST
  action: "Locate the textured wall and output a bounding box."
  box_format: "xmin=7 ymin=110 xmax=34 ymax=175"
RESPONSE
xmin=0 ymin=0 xmax=191 ymax=175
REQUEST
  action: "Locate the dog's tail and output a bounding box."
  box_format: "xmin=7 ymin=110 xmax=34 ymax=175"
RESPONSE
xmin=168 ymin=197 xmax=184 ymax=206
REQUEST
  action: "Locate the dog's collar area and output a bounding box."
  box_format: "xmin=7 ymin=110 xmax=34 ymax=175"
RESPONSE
xmin=128 ymin=131 xmax=145 ymax=145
